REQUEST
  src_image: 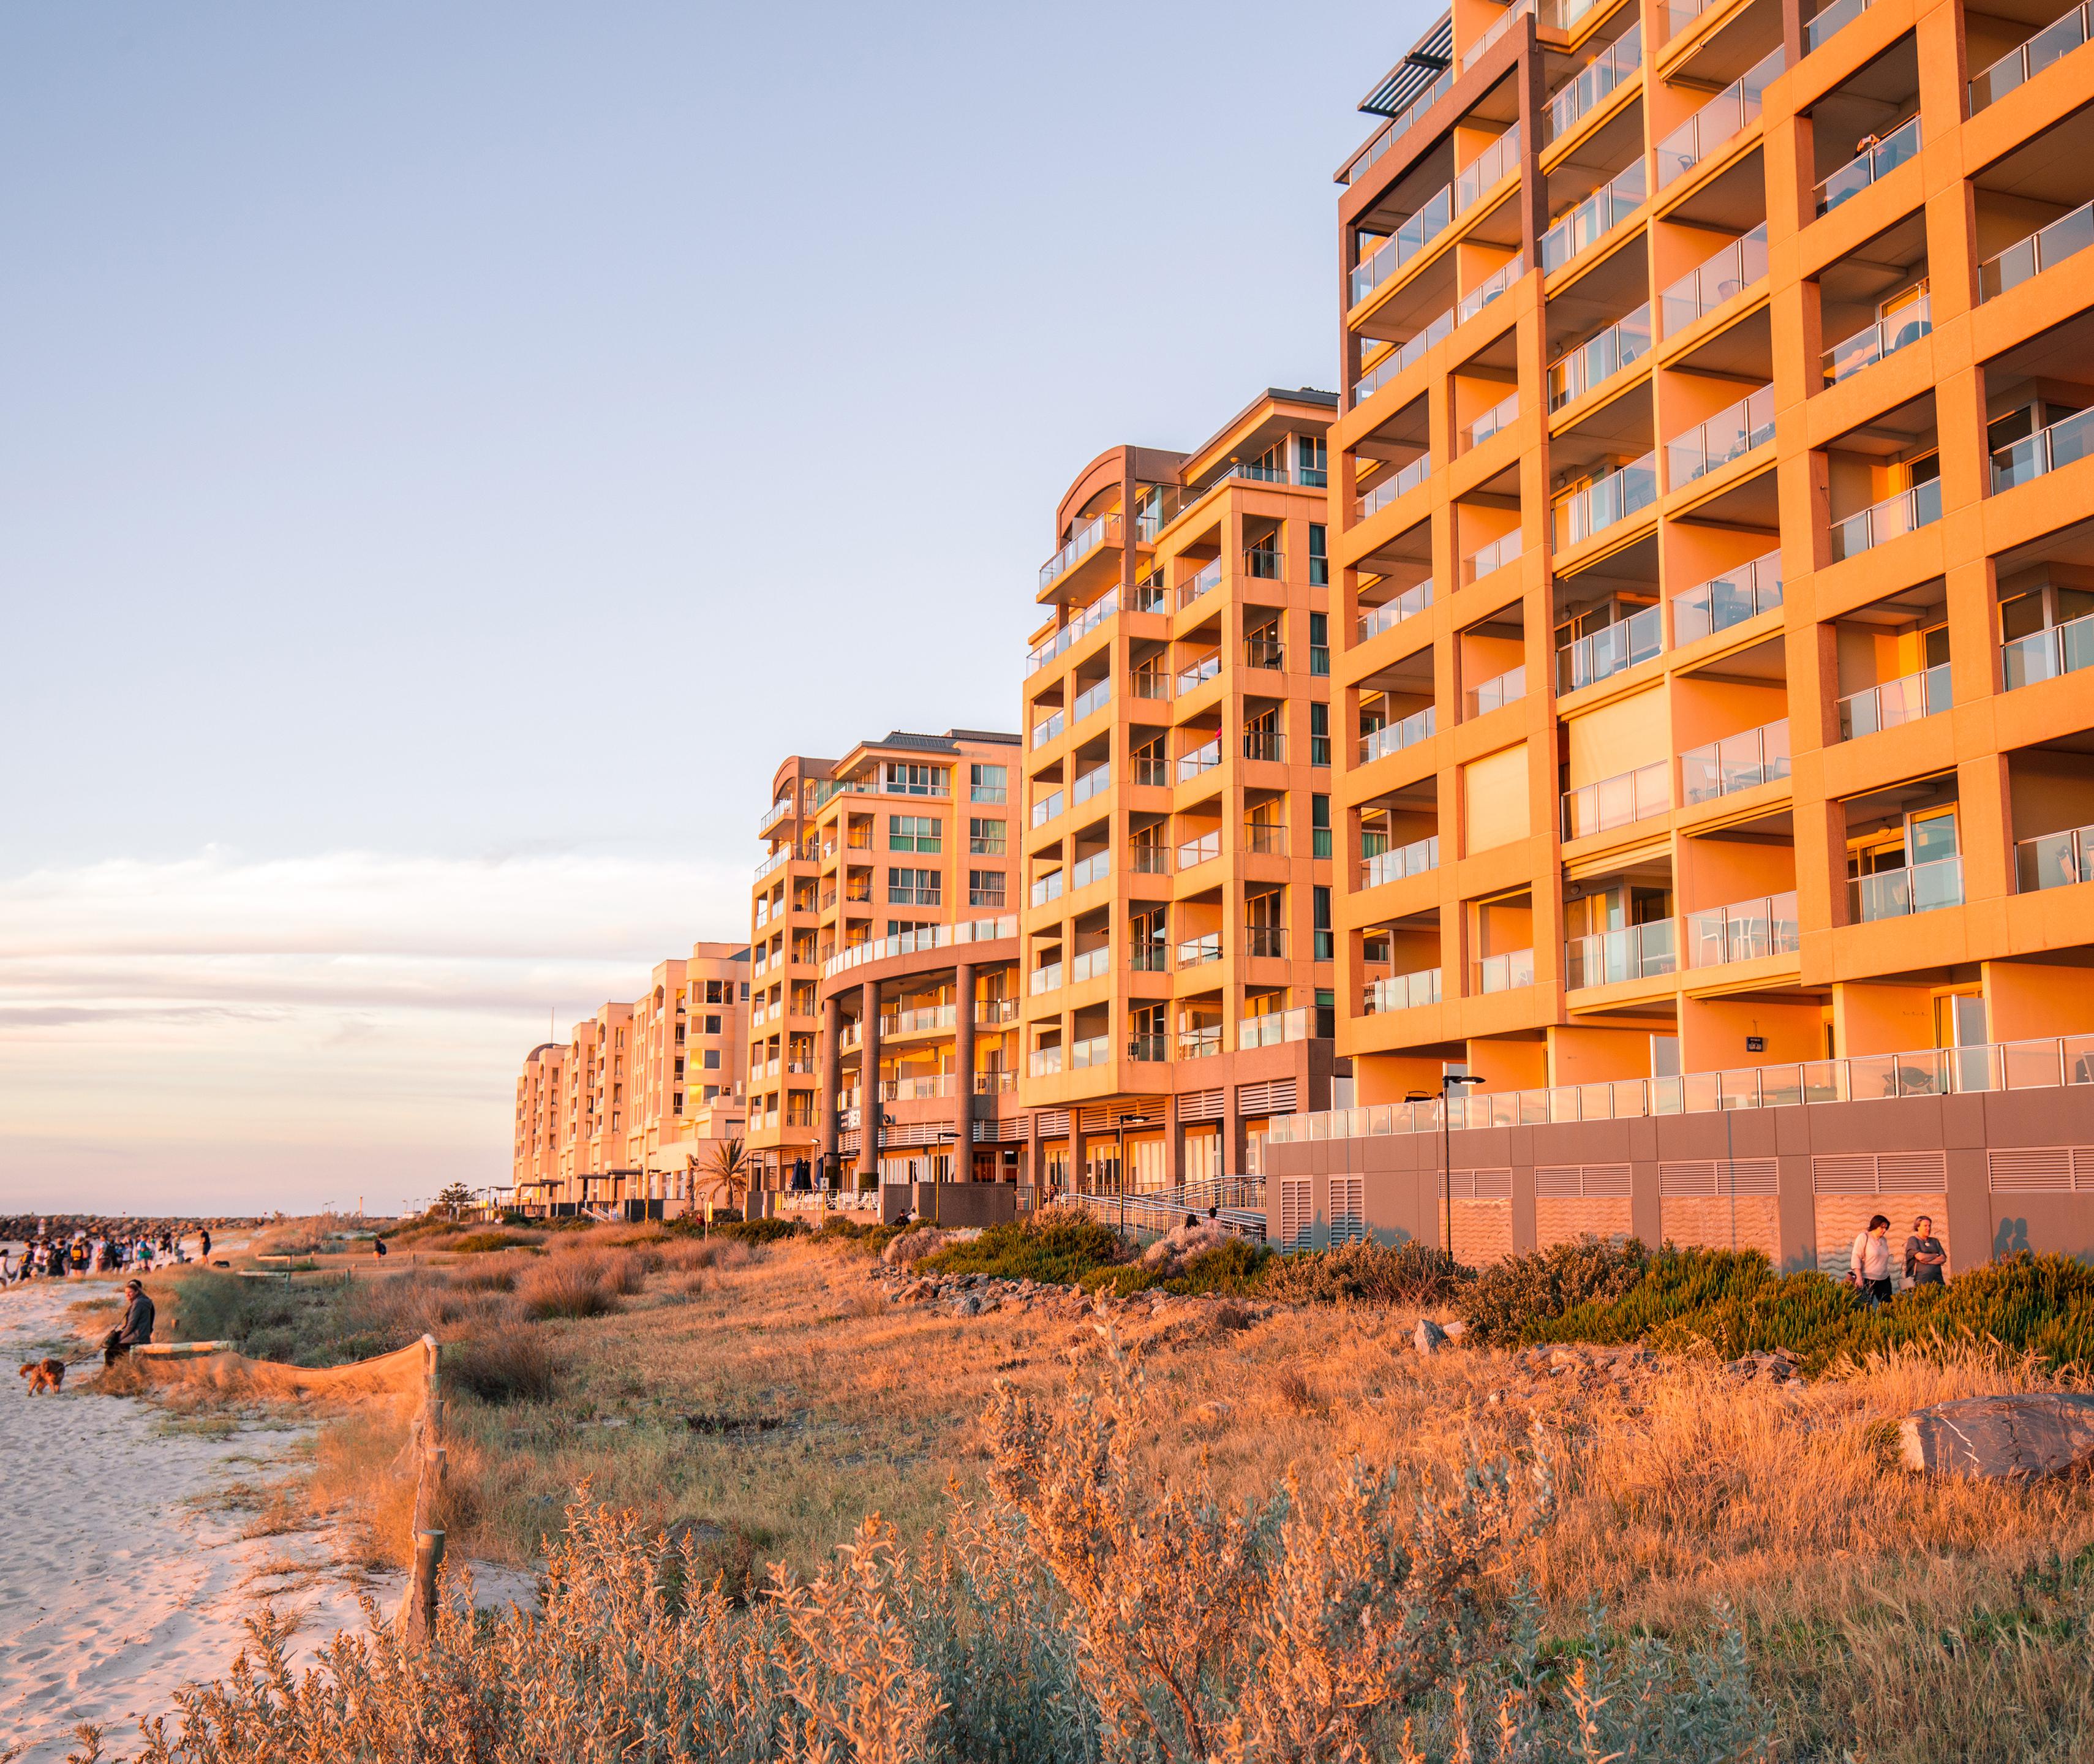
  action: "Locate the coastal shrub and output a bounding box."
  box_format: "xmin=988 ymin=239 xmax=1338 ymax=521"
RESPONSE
xmin=1074 ymin=1238 xmax=1271 ymax=1298
xmin=1459 ymin=1234 xmax=1649 ymax=1346
xmin=516 ymin=1257 xmax=616 ymax=1321
xmin=707 ymin=1216 xmax=805 ymax=1246
xmin=448 ymin=1231 xmax=530 ymax=1254
xmin=812 ymin=1217 xmax=905 ymax=1260
xmin=919 ymin=1212 xmax=1123 ymax=1285
xmin=443 ymin=1331 xmax=560 ymax=1406
xmin=1257 ymin=1237 xmax=1472 ymax=1308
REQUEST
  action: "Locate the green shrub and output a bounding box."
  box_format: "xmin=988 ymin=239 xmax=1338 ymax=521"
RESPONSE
xmin=709 ymin=1217 xmax=807 ymax=1246
xmin=449 ymin=1231 xmax=527 ymax=1254
xmin=1458 ymin=1235 xmax=1648 ymax=1346
xmin=1257 ymin=1238 xmax=1471 ymax=1308
xmin=1079 ymin=1264 xmax=1161 ymax=1296
xmin=921 ymin=1212 xmax=1123 ymax=1286
xmin=1167 ymin=1238 xmax=1271 ymax=1295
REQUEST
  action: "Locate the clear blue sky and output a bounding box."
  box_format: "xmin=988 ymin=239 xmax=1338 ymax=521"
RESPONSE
xmin=0 ymin=1 xmax=1432 ymax=1214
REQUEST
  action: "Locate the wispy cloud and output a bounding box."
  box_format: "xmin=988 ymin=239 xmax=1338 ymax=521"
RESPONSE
xmin=0 ymin=847 xmax=743 ymax=1215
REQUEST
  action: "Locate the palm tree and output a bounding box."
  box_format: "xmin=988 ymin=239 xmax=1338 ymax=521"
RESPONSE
xmin=704 ymin=1137 xmax=752 ymax=1216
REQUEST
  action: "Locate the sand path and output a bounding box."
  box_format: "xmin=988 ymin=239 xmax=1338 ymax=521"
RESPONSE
xmin=0 ymin=1267 xmax=382 ymax=1763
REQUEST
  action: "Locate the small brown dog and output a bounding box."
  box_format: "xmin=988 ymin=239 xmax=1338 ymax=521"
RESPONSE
xmin=18 ymin=1359 xmax=64 ymax=1395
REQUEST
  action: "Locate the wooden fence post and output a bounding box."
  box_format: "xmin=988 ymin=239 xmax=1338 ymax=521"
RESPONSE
xmin=395 ymin=1333 xmax=445 ymax=1642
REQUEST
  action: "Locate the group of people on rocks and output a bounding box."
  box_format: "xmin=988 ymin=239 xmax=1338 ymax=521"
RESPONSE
xmin=1847 ymin=1213 xmax=1947 ymax=1305
xmin=0 ymin=1224 xmax=211 ymax=1285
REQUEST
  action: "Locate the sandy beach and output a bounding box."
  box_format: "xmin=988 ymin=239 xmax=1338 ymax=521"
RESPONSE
xmin=0 ymin=1265 xmax=385 ymax=1763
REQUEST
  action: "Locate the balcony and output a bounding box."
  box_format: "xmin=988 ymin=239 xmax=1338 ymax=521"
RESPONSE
xmin=1071 ymin=850 xmax=1110 ymax=890
xmin=1031 ymin=709 xmax=1064 ymax=748
xmin=1656 ymin=47 xmax=1782 ymax=190
xmin=1178 ymin=830 xmax=1222 ymax=869
xmin=1177 ymin=934 xmax=1222 ymax=968
xmin=1546 ymin=304 xmax=1652 ymax=411
xmin=1564 ymin=760 xmax=1670 ymax=838
xmin=1674 ymin=548 xmax=1782 ymax=643
xmin=1477 ymin=949 xmax=1537 ymax=993
xmin=1816 ymin=115 xmax=1919 ymax=217
xmin=1244 ymin=633 xmax=1286 ymax=671
xmin=2003 ymin=610 xmax=2094 ymax=688
xmin=1129 ymin=668 xmax=1169 ymax=701
xmin=1130 ymin=942 xmax=1169 ymax=970
xmin=1028 ymin=1045 xmax=1063 ymax=1077
xmin=1365 ymin=967 xmax=1442 ymax=1012
xmin=1243 ymin=728 xmax=1286 ymax=763
xmin=758 ymin=797 xmax=793 ymax=838
xmin=1971 ymin=0 xmax=2093 ymax=110
xmin=1837 ymin=663 xmax=1949 ymax=739
xmin=1687 ymin=891 xmax=1800 ymax=965
xmin=1244 ymin=822 xmax=1288 ymax=856
xmin=882 ymin=1004 xmax=957 ymax=1036
xmin=1558 ymin=603 xmax=1662 ymax=692
xmin=977 ymin=998 xmax=1020 ymax=1025
xmin=1565 ymin=919 xmax=1677 ymax=988
xmin=1807 ymin=0 xmax=1874 ymax=51
xmin=1358 ymin=453 xmax=1431 ymax=522
xmin=1028 ymin=587 xmax=1121 ymax=674
xmin=1071 ymin=679 xmax=1112 ymax=723
xmin=1851 ymin=855 xmax=1964 ymax=920
xmin=1350 ymin=183 xmax=1455 ymax=307
xmin=1554 ymin=453 xmax=1656 ymax=551
xmin=1178 ymin=1026 xmax=1224 ymax=1061
xmin=1359 ymin=704 xmax=1437 ymax=764
xmin=1825 ymin=297 xmax=1931 ymax=385
xmin=975 ymin=1069 xmax=1019 ymax=1094
xmin=1682 ymin=718 xmax=1790 ymax=803
xmin=1039 ymin=512 xmax=1121 ymax=592
xmin=883 ymin=1074 xmax=956 ymax=1101
xmin=2019 ymin=823 xmax=2094 ymax=891
xmin=1467 ymin=665 xmax=1526 ymax=717
xmin=1456 ymin=126 xmax=1523 ymax=216
xmin=1029 ymin=962 xmax=1063 ymax=995
xmin=1177 ymin=559 xmax=1223 ymax=610
xmin=1030 ymin=871 xmax=1064 ymax=909
xmin=1239 ymin=1006 xmax=1312 ymax=1048
xmin=1459 ymin=254 xmax=1524 ymax=324
xmin=1031 ymin=791 xmax=1063 ymax=829
xmin=1130 ymin=845 xmax=1172 ymax=875
xmin=1830 ymin=480 xmax=1940 ymax=562
xmin=1993 ymin=407 xmax=2094 ymax=493
xmin=1468 ymin=394 xmax=1519 ymax=450
xmin=1466 ymin=531 xmax=1523 ymax=585
xmin=1667 ymin=386 xmax=1774 ymax=484
xmin=1342 ymin=66 xmax=1455 ymax=186
xmin=1539 ymin=158 xmax=1646 ymax=274
xmin=1355 ymin=310 xmax=1453 ymax=409
xmin=1545 ymin=22 xmax=1643 ymax=143
xmin=1126 ymin=1033 xmax=1168 ymax=1063
xmin=1357 ymin=580 xmax=1433 ymax=644
xmin=755 ymin=847 xmax=790 ymax=882
xmin=1661 ymin=225 xmax=1769 ymax=335
xmin=1464 ymin=0 xmax=1535 ymax=69
xmin=1069 ymin=946 xmax=1112 ymax=984
xmin=1176 ymin=650 xmax=1222 ymax=696
xmin=1362 ymin=834 xmax=1440 ymax=888
xmin=1067 ymin=1034 xmax=1111 ymax=1071
xmin=1177 ymin=737 xmax=1222 ymax=782
xmin=1244 ymin=544 xmax=1282 ymax=580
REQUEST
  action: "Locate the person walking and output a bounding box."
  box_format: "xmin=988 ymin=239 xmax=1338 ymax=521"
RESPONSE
xmin=102 ymin=1279 xmax=156 ymax=1366
xmin=1850 ymin=1213 xmax=1895 ymax=1306
xmin=200 ymin=1227 xmax=213 ymax=1262
xmin=1905 ymin=1216 xmax=1948 ymax=1287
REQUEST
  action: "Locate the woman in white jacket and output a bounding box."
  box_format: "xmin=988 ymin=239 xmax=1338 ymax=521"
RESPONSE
xmin=1850 ymin=1213 xmax=1894 ymax=1305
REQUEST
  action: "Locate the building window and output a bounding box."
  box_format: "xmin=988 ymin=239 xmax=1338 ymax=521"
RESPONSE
xmin=1316 ymin=988 xmax=1335 ymax=1039
xmin=740 ymin=982 xmax=750 ymax=1001
xmin=1308 ymin=522 xmax=1328 ymax=586
xmin=704 ymin=1049 xmax=720 ymax=1070
xmin=704 ymin=980 xmax=724 ymax=1003
xmin=703 ymin=1013 xmax=721 ymax=1035
xmin=971 ymin=763 xmax=1008 ymax=803
xmin=1309 ymin=610 xmax=1330 ymax=676
xmin=1309 ymin=703 xmax=1330 ymax=767
xmin=970 ymin=869 xmax=1007 ymax=908
xmin=889 ymin=815 xmax=943 ymax=853
xmin=970 ymin=816 xmax=1007 ymax=854
xmin=1312 ymin=793 xmax=1331 ymax=859
xmin=702 ymin=1085 xmax=718 ymax=1102
xmin=1313 ymin=886 xmax=1333 ymax=960
xmin=884 ymin=762 xmax=947 ymax=796
xmin=1298 ymin=437 xmax=1329 ymax=488
xmin=673 ymin=1093 xmax=684 ymax=1114
xmin=889 ymin=867 xmax=943 ymax=907
xmin=674 ymin=1057 xmax=685 ymax=1079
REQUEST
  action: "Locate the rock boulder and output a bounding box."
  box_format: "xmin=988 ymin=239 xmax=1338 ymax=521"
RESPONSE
xmin=1900 ymin=1393 xmax=2094 ymax=1480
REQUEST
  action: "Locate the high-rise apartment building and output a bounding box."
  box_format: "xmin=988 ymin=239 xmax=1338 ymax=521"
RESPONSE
xmin=750 ymin=729 xmax=1023 ymax=1189
xmin=1262 ymin=0 xmax=2094 ymax=1270
xmin=1017 ymin=390 xmax=1346 ymax=1189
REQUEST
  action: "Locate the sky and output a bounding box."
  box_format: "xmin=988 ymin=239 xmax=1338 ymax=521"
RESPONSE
xmin=0 ymin=1 xmax=1430 ymax=1216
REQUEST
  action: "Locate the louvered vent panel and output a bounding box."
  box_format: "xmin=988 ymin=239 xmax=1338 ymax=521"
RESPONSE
xmin=1177 ymin=1089 xmax=1225 ymax=1123
xmin=1330 ymin=1177 xmax=1366 ymax=1245
xmin=1988 ymin=1147 xmax=2074 ymax=1192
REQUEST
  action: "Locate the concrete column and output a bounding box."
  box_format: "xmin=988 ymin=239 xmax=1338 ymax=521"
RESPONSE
xmin=857 ymin=979 xmax=882 ymax=1188
xmin=1222 ymin=1090 xmax=1242 ymax=1180
xmin=819 ymin=992 xmax=842 ymax=1180
xmin=953 ymin=962 xmax=976 ymax=1180
xmin=1026 ymin=1109 xmax=1041 ymax=1193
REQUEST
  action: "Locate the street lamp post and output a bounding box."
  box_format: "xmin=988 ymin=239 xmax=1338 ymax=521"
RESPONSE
xmin=1412 ymin=1076 xmax=1483 ymax=1267
xmin=1113 ymin=1117 xmax=1151 ymax=1239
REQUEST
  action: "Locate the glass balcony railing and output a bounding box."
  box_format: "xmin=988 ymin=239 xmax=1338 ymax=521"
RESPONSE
xmin=1457 ymin=126 xmax=1523 ymax=213
xmin=1240 ymin=1007 xmax=1312 ymax=1049
xmin=1466 ymin=531 xmax=1524 ymax=584
xmin=1177 ymin=934 xmax=1223 ymax=968
xmin=2018 ymin=823 xmax=2094 ymax=891
xmin=1830 ymin=479 xmax=1940 ymax=562
xmin=1357 ymin=581 xmax=1433 ymax=643
xmin=1028 ymin=1044 xmax=1063 ymax=1077
xmin=1071 ymin=679 xmax=1112 ymax=723
xmin=1243 ymin=545 xmax=1282 ymax=579
xmin=1469 ymin=392 xmax=1520 ymax=450
xmin=1030 ymin=872 xmax=1064 ymax=909
xmin=1243 ymin=729 xmax=1286 ymax=764
xmin=1354 ymin=310 xmax=1453 ymax=408
xmin=1554 ymin=452 xmax=1657 ymax=550
xmin=1243 ymin=924 xmax=1286 ymax=959
xmin=1125 ymin=1032 xmax=1167 ymax=1063
xmin=1806 ymin=0 xmax=1872 ymax=52
xmin=1072 ymin=763 xmax=1110 ymax=807
xmin=1350 ymin=183 xmax=1455 ymax=306
xmin=1028 ymin=586 xmax=1120 ymax=674
xmin=1667 ymin=385 xmax=1774 ymax=483
xmin=1660 ymin=224 xmax=1768 ymax=334
xmin=1566 ymin=919 xmax=1677 ymax=988
xmin=1545 ymin=22 xmax=1643 ymax=144
xmin=758 ymin=797 xmax=793 ymax=837
xmin=1358 ymin=453 xmax=1432 ymax=521
xmin=1069 ymin=946 xmax=1112 ymax=984
xmin=1178 ymin=1026 xmax=1224 ymax=1061
xmin=1558 ymin=603 xmax=1663 ymax=691
xmin=1992 ymin=407 xmax=2094 ymax=493
xmin=2002 ymin=610 xmax=2094 ymax=690
xmin=1673 ymin=546 xmax=1782 ymax=643
xmin=1539 ymin=157 xmax=1646 ymax=273
xmin=1175 ymin=649 xmax=1222 ymax=695
xmin=1825 ymin=296 xmax=1931 ymax=385
xmin=1477 ymin=949 xmax=1537 ymax=993
xmin=1030 ymin=791 xmax=1063 ymax=828
xmin=1971 ymin=0 xmax=2093 ymax=110
xmin=1464 ymin=0 xmax=1536 ymax=70
xmin=1458 ymin=253 xmax=1525 ymax=323
xmin=1129 ymin=668 xmax=1169 ymax=701
xmin=1466 ymin=665 xmax=1526 ymax=717
xmin=754 ymin=846 xmax=790 ymax=881
xmin=1341 ymin=66 xmax=1456 ymax=186
xmin=1071 ymin=851 xmax=1110 ymax=890
xmin=1563 ymin=760 xmax=1670 ymax=838
xmin=1176 ymin=559 xmax=1223 ymax=610
xmin=1361 ymin=834 xmax=1440 ymax=889
xmin=1364 ymin=968 xmax=1442 ymax=1013
xmin=1682 ymin=718 xmax=1790 ymax=804
xmin=1177 ymin=737 xmax=1222 ymax=781
xmin=1129 ymin=845 xmax=1170 ymax=875
xmin=1243 ymin=821 xmax=1287 ymax=856
xmin=1663 ymin=0 xmax=1719 ymax=42
xmin=1837 ymin=662 xmax=1950 ymax=739
xmin=1039 ymin=511 xmax=1120 ymax=591
xmin=1687 ymin=892 xmax=1801 ymax=966
xmin=1031 ymin=709 xmax=1064 ymax=748
xmin=1178 ymin=831 xmax=1221 ymax=869
xmin=1028 ymin=962 xmax=1063 ymax=996
xmin=1657 ymin=45 xmax=1782 ymax=190
xmin=1358 ymin=704 xmax=1437 ymax=764
xmin=1546 ymin=303 xmax=1651 ymax=410
xmin=1851 ymin=855 xmax=1964 ymax=921
xmin=1816 ymin=114 xmax=1919 ymax=217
